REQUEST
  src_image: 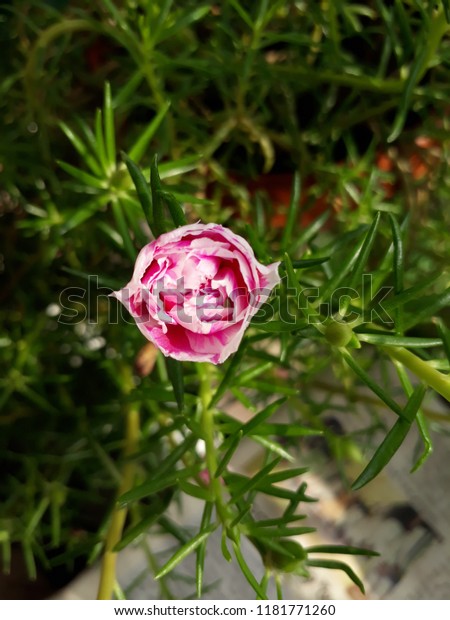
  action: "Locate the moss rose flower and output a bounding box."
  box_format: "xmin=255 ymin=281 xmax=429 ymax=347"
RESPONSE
xmin=113 ymin=223 xmax=280 ymax=364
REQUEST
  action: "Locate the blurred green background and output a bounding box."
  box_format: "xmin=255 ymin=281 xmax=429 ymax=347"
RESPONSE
xmin=1 ymin=0 xmax=449 ymax=598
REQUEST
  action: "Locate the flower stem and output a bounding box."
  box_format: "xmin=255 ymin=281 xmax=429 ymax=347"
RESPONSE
xmin=383 ymin=346 xmax=450 ymax=403
xmin=97 ymin=371 xmax=140 ymax=600
xmin=198 ymin=363 xmax=228 ymax=524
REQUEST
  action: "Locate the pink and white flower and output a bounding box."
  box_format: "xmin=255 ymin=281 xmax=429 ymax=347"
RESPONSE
xmin=113 ymin=223 xmax=280 ymax=364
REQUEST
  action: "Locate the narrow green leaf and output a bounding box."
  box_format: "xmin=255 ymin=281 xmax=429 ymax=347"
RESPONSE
xmin=352 ymin=383 xmax=427 ymax=490
xmin=243 ymin=380 xmax=299 ymax=396
xmin=165 ymin=357 xmax=184 ymax=413
xmin=307 ymin=559 xmax=365 ymax=594
xmin=114 ymin=498 xmax=170 ymax=552
xmin=155 ymin=525 xmax=216 ymax=580
xmin=60 ymin=200 xmax=101 ymax=234
xmin=122 ymin=152 xmax=153 ymax=228
xmin=156 ymin=434 xmax=197 ymax=477
xmin=307 ymin=545 xmax=379 ymax=557
xmin=209 ymin=343 xmax=247 ymax=408
xmin=348 ymin=211 xmax=381 ymax=290
xmin=236 ymin=361 xmax=274 ymax=385
xmin=392 ymin=359 xmax=433 ymax=472
xmin=196 ymin=502 xmax=213 ymax=598
xmin=111 ymin=199 xmax=136 ymax=261
xmin=215 ymin=431 xmax=243 ymax=478
xmin=221 ymin=530 xmax=232 ymax=562
xmin=389 ymin=214 xmax=404 ymax=334
xmin=57 ymin=160 xmax=105 ymax=189
xmin=128 ymin=101 xmax=171 ymax=163
xmin=150 ymin=155 xmax=167 ymax=236
xmin=265 ymin=467 xmax=309 ymax=484
xmin=95 ymin=109 xmax=108 ymax=172
xmin=403 ymin=287 xmax=450 ymax=331
xmin=232 ymin=542 xmax=268 ymax=599
xmin=228 ymin=458 xmax=281 ymax=504
xmin=230 ymin=502 xmax=253 ymax=528
xmin=290 ymin=257 xmax=330 ymax=269
xmin=229 ymin=0 xmax=254 ymax=28
xmin=244 ymin=223 xmax=271 ymax=262
xmin=290 ymin=210 xmax=330 ymax=253
xmin=319 ymin=230 xmax=370 ymax=302
xmin=158 ymin=155 xmax=201 ymax=179
xmin=340 ymin=349 xmax=404 ymax=418
xmin=155 ymin=6 xmax=210 ymax=44
xmin=251 ymin=319 xmax=308 ymax=333
xmin=118 ymin=466 xmax=198 ymax=506
xmin=104 ymin=82 xmax=116 ymax=165
xmin=434 ymin=317 xmax=450 ymax=363
xmin=178 ymin=480 xmax=214 ymax=501
xmin=249 ymin=423 xmax=321 ymax=438
xmin=382 ymin=271 xmax=444 ymax=311
xmin=251 ymin=435 xmax=295 ymax=462
xmin=240 ymin=398 xmax=286 ymax=437
xmin=281 ymin=172 xmax=301 ymax=252
xmin=442 ymin=0 xmax=450 ymax=23
xmin=412 ymin=411 xmax=433 ymax=472
xmin=59 ymin=121 xmax=102 ymax=176
xmin=358 ymin=334 xmax=443 ymax=348
xmin=247 ymin=525 xmax=316 ymax=537
xmin=253 ymin=515 xmax=307 ymax=528
xmin=158 ymin=190 xmax=187 ymax=227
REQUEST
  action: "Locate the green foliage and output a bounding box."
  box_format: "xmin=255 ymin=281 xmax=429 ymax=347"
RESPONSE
xmin=1 ymin=0 xmax=449 ymax=602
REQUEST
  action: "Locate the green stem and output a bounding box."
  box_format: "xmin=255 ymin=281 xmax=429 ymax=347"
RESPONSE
xmin=383 ymin=346 xmax=450 ymax=403
xmin=97 ymin=370 xmax=140 ymax=600
xmin=198 ymin=363 xmax=228 ymax=523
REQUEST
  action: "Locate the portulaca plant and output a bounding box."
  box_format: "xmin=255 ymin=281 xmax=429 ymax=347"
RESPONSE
xmin=56 ymin=85 xmax=450 ymax=601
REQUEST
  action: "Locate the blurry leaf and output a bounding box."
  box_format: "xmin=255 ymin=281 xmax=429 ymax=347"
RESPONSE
xmin=114 ymin=496 xmax=171 ymax=552
xmin=251 ymin=435 xmax=295 ymax=462
xmin=129 ymin=101 xmax=171 ymax=163
xmin=358 ymin=334 xmax=443 ymax=348
xmin=236 ymin=361 xmax=274 ymax=385
xmin=340 ymin=349 xmax=404 ymax=418
xmin=307 ymin=559 xmax=365 ymax=594
xmin=389 ymin=213 xmax=405 ymax=334
xmin=59 ymin=121 xmax=102 ymax=176
xmin=165 ymin=357 xmax=184 ymax=413
xmin=228 ymin=457 xmax=281 ymax=504
xmin=122 ymin=152 xmax=153 ymax=228
xmin=210 ymin=343 xmax=247 ymax=408
xmin=281 ymin=172 xmax=301 ymax=252
xmin=307 ymin=545 xmax=378 ymax=556
xmin=178 ymin=480 xmax=214 ymax=501
xmin=348 ymin=211 xmax=381 ymax=290
xmin=95 ymin=109 xmax=108 ymax=172
xmin=240 ymin=397 xmax=286 ymax=436
xmin=111 ymin=199 xmax=136 ymax=261
xmin=289 ymin=257 xmax=330 ymax=269
xmin=118 ymin=466 xmax=199 ymax=506
xmin=290 ymin=211 xmax=330 ymax=253
xmin=352 ymin=383 xmax=427 ymax=490
xmin=232 ymin=542 xmax=267 ymax=599
xmin=104 ymin=82 xmax=116 ymax=166
xmin=158 ymin=190 xmax=187 ymax=227
xmin=215 ymin=430 xmax=243 ymax=478
xmin=382 ymin=271 xmax=443 ymax=312
xmin=57 ymin=160 xmax=105 ymax=189
xmin=196 ymin=502 xmax=213 ymax=597
xmin=150 ymin=155 xmax=166 ymax=236
xmin=155 ymin=525 xmax=216 ymax=579
xmin=403 ymin=288 xmax=450 ymax=330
